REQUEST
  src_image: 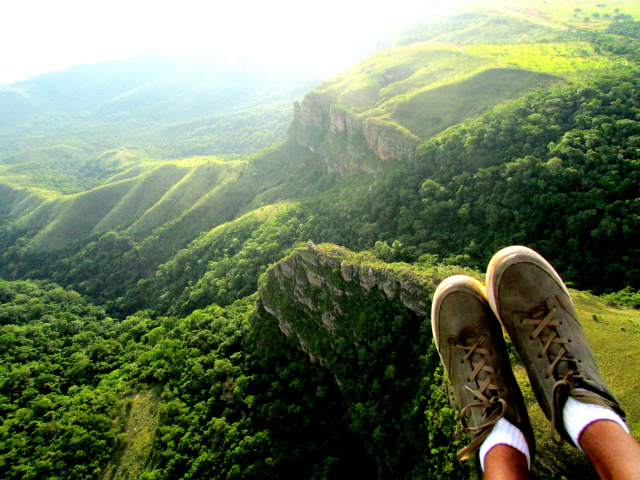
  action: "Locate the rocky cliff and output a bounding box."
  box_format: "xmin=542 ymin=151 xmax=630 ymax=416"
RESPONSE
xmin=258 ymin=242 xmax=436 ymax=348
xmin=256 ymin=242 xmax=475 ymax=478
xmin=288 ymin=93 xmax=419 ymax=176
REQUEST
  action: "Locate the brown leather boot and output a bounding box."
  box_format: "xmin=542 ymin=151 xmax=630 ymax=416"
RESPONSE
xmin=431 ymin=275 xmax=535 ymax=461
xmin=486 ymin=246 xmax=625 ymax=445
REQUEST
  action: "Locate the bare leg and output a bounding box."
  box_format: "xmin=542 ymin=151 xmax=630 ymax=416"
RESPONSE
xmin=484 ymin=444 xmax=530 ymax=480
xmin=580 ymin=420 xmax=640 ymax=480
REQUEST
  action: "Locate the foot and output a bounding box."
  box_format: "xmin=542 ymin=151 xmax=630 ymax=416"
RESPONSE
xmin=431 ymin=275 xmax=535 ymax=461
xmin=486 ymin=246 xmax=625 ymax=445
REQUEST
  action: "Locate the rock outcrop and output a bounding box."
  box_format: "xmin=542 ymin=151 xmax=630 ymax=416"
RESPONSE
xmin=255 ymin=242 xmax=601 ymax=479
xmin=258 ymin=241 xmax=439 ymax=356
xmin=255 ymin=242 xmax=474 ymax=478
xmin=288 ymin=92 xmax=419 ymax=176
xmin=363 ymin=118 xmax=419 ymax=162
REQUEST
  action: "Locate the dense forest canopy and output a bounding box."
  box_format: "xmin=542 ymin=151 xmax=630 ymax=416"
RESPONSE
xmin=2 ymin=1 xmax=640 ymax=478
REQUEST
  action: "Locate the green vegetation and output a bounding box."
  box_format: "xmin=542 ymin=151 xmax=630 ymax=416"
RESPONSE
xmin=0 ymin=56 xmax=320 ymax=196
xmin=607 ymin=19 xmax=640 ymax=39
xmin=0 ymin=280 xmax=126 ymax=479
xmin=3 ymin=2 xmax=640 ymax=478
xmin=3 ymin=249 xmax=639 ymax=479
xmin=101 ymin=391 xmax=161 ymax=479
xmin=472 ymin=0 xmax=640 ymax=29
xmin=463 ymin=42 xmax=622 ymax=76
xmin=0 ymin=279 xmax=376 ymax=479
xmin=291 ymin=21 xmax=634 ymax=178
xmin=289 ymin=73 xmax=640 ymax=295
xmin=602 ymin=286 xmax=640 ymax=309
xmin=392 ymin=68 xmax=562 ymax=140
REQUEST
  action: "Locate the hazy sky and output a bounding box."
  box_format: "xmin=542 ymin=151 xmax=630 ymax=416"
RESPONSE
xmin=0 ymin=0 xmax=458 ymax=84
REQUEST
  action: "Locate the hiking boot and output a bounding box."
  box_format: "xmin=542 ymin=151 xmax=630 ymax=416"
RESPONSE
xmin=431 ymin=275 xmax=535 ymax=461
xmin=486 ymin=246 xmax=625 ymax=445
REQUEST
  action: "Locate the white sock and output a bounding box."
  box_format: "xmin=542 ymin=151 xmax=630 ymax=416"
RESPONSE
xmin=563 ymin=389 xmax=629 ymax=452
xmin=479 ymin=417 xmax=531 ymax=471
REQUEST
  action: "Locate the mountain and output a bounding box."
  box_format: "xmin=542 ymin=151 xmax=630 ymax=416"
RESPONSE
xmin=0 ymin=54 xmax=322 ymax=183
xmin=2 ymin=0 xmax=640 ymax=478
xmin=257 ymin=242 xmax=640 ymax=478
xmin=0 ymin=53 xmax=319 ymax=123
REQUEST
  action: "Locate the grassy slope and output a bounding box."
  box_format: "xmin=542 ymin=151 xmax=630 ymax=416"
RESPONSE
xmin=0 ymin=182 xmax=56 ymax=218
xmin=19 ymin=157 xmax=245 ymax=250
xmin=309 ymin=12 xmax=626 ymax=150
xmin=392 ymin=67 xmax=562 ymax=139
xmin=475 ymin=0 xmax=640 ymax=29
xmin=573 ymin=291 xmax=640 ymax=434
xmin=4 ymin=4 xmax=636 ymax=254
xmin=100 ymin=391 xmax=161 ymax=480
xmin=0 ymin=58 xmax=318 ymax=198
xmin=129 ymin=160 xmax=244 ymax=235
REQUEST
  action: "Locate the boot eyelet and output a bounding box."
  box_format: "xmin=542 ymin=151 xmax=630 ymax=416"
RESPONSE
xmin=538 ymin=354 xmax=542 ymax=359
xmin=529 ymin=335 xmax=534 ymax=340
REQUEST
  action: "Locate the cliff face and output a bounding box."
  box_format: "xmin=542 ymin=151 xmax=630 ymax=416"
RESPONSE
xmin=288 ymin=93 xmax=419 ymax=176
xmin=362 ymin=118 xmax=419 ymax=162
xmin=256 ymin=242 xmax=475 ymax=478
xmin=258 ymin=242 xmax=436 ymax=347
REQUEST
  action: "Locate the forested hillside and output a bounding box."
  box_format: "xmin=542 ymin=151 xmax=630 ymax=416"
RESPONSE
xmin=2 ymin=0 xmax=640 ymax=478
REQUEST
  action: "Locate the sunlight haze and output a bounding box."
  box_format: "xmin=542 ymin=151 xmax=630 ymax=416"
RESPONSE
xmin=0 ymin=0 xmax=457 ymax=84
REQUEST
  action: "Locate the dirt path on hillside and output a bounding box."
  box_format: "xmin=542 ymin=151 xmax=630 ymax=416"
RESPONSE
xmin=468 ymin=0 xmax=569 ymax=30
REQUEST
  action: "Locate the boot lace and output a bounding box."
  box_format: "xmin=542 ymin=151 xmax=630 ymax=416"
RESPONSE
xmin=523 ymin=306 xmax=574 ymax=379
xmin=455 ymin=334 xmax=507 ymax=461
xmin=524 ymin=305 xmax=619 ymax=443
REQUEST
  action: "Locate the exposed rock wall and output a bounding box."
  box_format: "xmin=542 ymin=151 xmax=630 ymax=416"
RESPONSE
xmin=258 ymin=241 xmax=438 ymax=352
xmin=255 ymin=242 xmax=476 ymax=478
xmin=288 ymin=92 xmax=418 ymax=175
xmin=363 ymin=119 xmax=419 ymax=162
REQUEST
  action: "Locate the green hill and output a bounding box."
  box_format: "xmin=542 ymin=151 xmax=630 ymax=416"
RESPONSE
xmin=14 ymin=157 xmax=245 ymax=251
xmin=289 ymin=37 xmax=624 ymax=174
